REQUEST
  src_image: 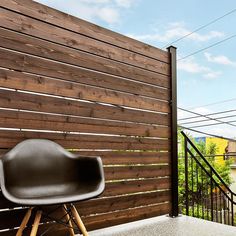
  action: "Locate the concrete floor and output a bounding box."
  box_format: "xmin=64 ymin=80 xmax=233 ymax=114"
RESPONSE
xmin=89 ymin=215 xmax=236 ymax=236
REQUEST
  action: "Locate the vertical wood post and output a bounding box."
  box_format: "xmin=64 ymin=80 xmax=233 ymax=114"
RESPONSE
xmin=167 ymin=46 xmax=178 ymax=217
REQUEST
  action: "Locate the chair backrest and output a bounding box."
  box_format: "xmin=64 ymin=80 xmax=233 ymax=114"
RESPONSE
xmin=0 ymin=139 xmax=80 ymax=188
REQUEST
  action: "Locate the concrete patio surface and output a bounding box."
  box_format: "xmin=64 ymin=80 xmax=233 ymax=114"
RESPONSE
xmin=89 ymin=215 xmax=236 ymax=236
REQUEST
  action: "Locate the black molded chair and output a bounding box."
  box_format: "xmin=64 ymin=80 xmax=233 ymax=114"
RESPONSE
xmin=0 ymin=139 xmax=105 ymax=236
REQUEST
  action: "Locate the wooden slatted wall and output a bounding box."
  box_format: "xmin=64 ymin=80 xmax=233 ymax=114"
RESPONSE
xmin=0 ymin=0 xmax=173 ymax=235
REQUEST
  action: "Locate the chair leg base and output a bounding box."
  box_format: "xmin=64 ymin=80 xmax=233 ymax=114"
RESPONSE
xmin=16 ymin=207 xmax=33 ymax=236
xmin=62 ymin=204 xmax=75 ymax=236
xmin=71 ymin=204 xmax=89 ymax=236
xmin=30 ymin=210 xmax=42 ymax=236
xmin=15 ymin=204 xmax=88 ymax=236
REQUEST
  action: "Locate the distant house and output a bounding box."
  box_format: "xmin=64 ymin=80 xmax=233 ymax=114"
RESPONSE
xmin=194 ymin=137 xmax=228 ymax=164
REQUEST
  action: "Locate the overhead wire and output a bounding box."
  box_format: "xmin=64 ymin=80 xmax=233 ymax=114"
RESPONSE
xmin=181 ymin=113 xmax=236 ymax=125
xmin=178 ymin=108 xmax=236 ymax=121
xmin=163 ymin=8 xmax=236 ymax=48
xmin=188 ymin=119 xmax=236 ymax=129
xmin=179 ymin=125 xmax=236 ymax=142
xmin=187 ymin=98 xmax=236 ymax=110
xmin=177 ymin=33 xmax=236 ymax=61
xmin=178 ymin=107 xmax=236 ymax=128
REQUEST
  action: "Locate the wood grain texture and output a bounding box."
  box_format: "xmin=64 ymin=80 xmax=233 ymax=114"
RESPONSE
xmin=0 ymin=24 xmax=170 ymax=79
xmin=0 ymin=0 xmax=170 ymax=63
xmin=0 ymin=130 xmax=171 ymax=151
xmin=0 ymin=9 xmax=170 ymax=81
xmin=104 ymin=165 xmax=171 ymax=180
xmin=0 ymin=61 xmax=170 ymax=100
xmin=0 ymin=57 xmax=170 ymax=113
xmin=82 ymin=202 xmax=171 ymax=230
xmin=0 ymin=89 xmax=171 ymax=125
xmin=0 ymin=109 xmax=170 ymax=138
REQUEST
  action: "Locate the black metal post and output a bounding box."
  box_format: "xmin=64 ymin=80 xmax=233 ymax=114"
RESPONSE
xmin=167 ymin=46 xmax=178 ymax=217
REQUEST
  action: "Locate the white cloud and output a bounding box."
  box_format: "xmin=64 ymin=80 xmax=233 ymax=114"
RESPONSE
xmin=96 ymin=7 xmax=120 ymax=24
xmin=127 ymin=22 xmax=224 ymax=43
xmin=36 ymin=0 xmax=135 ymax=24
xmin=178 ymin=57 xmax=221 ymax=79
xmin=203 ymin=71 xmax=222 ymax=79
xmin=115 ymin=0 xmax=134 ymax=8
xmin=80 ymin=0 xmax=110 ymax=3
xmin=178 ymin=58 xmax=209 ymax=73
xmin=204 ymin=52 xmax=236 ymax=66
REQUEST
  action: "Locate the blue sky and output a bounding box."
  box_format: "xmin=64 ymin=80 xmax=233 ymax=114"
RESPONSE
xmin=36 ymin=0 xmax=236 ymax=138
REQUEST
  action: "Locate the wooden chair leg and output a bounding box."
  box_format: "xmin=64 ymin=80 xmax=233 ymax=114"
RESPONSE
xmin=30 ymin=210 xmax=42 ymax=236
xmin=71 ymin=204 xmax=89 ymax=236
xmin=62 ymin=204 xmax=75 ymax=236
xmin=16 ymin=207 xmax=34 ymax=236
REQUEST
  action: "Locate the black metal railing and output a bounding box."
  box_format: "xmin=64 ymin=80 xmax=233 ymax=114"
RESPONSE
xmin=180 ymin=131 xmax=236 ymax=225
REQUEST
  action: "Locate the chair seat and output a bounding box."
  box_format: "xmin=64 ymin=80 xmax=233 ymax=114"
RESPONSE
xmin=4 ymin=181 xmax=104 ymax=205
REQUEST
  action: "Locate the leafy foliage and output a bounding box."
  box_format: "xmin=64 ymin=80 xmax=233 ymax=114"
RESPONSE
xmin=178 ymin=129 xmax=233 ymax=215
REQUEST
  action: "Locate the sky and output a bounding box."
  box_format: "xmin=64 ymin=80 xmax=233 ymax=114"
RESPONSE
xmin=35 ymin=0 xmax=236 ymax=139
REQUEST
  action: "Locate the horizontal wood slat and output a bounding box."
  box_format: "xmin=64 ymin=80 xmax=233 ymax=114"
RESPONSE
xmin=102 ymin=177 xmax=171 ymax=197
xmin=0 ymin=89 xmax=171 ymax=125
xmin=0 ymin=109 xmax=170 ymax=138
xmin=0 ymin=24 xmax=170 ymax=82
xmin=76 ymin=190 xmax=171 ymax=216
xmin=0 ymin=130 xmax=171 ymax=151
xmin=83 ymin=202 xmax=171 ymax=230
xmin=0 ymin=0 xmax=170 ymax=63
xmin=75 ymin=151 xmax=171 ymax=165
xmin=0 ymin=60 xmax=169 ymax=101
xmin=105 ymin=165 xmax=170 ymax=180
xmin=0 ymin=54 xmax=170 ymax=112
xmin=0 ymin=9 xmax=170 ymax=80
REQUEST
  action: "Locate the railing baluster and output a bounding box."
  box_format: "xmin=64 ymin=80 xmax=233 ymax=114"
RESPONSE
xmin=223 ymin=192 xmax=226 ymax=224
xmin=216 ymin=188 xmax=218 ymax=223
xmin=228 ymin=196 xmax=230 ymax=225
xmin=206 ymin=182 xmax=209 ymax=220
xmin=210 ymin=170 xmax=213 ymax=221
xmin=219 ymin=190 xmax=222 ymax=223
xmin=201 ymin=168 xmax=204 ymax=219
xmin=196 ymin=164 xmax=199 ymax=218
xmin=184 ymin=137 xmax=189 ymax=215
xmin=231 ymin=192 xmax=234 ymax=226
xmin=191 ymin=155 xmax=194 ymax=217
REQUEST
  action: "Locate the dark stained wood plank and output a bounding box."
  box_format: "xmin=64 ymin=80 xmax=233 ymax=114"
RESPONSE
xmin=0 ymin=130 xmax=171 ymax=151
xmin=0 ymin=9 xmax=170 ymax=80
xmin=0 ymin=61 xmax=170 ymax=113
xmin=0 ymin=64 xmax=169 ymax=102
xmin=0 ymin=65 xmax=170 ymax=102
xmin=0 ymin=25 xmax=170 ymax=82
xmin=102 ymin=177 xmax=171 ymax=197
xmin=82 ymin=202 xmax=171 ymax=230
xmin=0 ymin=89 xmax=171 ymax=125
xmin=0 ymin=109 xmax=170 ymax=138
xmin=75 ymin=190 xmax=171 ymax=216
xmin=104 ymin=165 xmax=170 ymax=180
xmin=75 ymin=151 xmax=171 ymax=165
xmin=0 ymin=0 xmax=170 ymax=63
